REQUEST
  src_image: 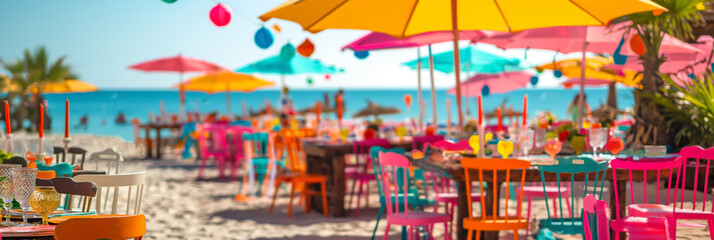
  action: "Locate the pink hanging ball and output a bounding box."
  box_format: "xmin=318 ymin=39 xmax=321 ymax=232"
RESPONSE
xmin=209 ymin=3 xmax=232 ymax=27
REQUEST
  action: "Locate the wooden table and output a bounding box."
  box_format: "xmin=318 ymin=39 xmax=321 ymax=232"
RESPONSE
xmin=303 ymin=138 xmax=413 ymax=217
xmin=414 ymin=156 xmax=685 ymax=240
xmin=140 ymin=123 xmax=182 ymax=159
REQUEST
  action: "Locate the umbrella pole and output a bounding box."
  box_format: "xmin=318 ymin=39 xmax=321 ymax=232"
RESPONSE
xmin=179 ymin=72 xmax=185 ymax=122
xmin=417 ymin=48 xmax=423 ymax=132
xmin=578 ymin=42 xmax=589 ymax=128
xmin=242 ymin=101 xmax=247 ymax=120
xmin=428 ymin=45 xmax=438 ymax=127
xmin=464 ymin=63 xmax=471 ymax=116
xmin=226 ymin=87 xmax=232 ymax=120
xmin=450 ymin=0 xmax=464 ymax=131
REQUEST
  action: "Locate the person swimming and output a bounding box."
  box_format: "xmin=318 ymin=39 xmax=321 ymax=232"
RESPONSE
xmin=115 ymin=112 xmax=127 ymax=125
xmin=78 ymin=114 xmax=89 ymax=128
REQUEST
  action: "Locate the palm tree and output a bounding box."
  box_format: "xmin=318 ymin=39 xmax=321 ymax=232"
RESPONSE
xmin=621 ymin=0 xmax=706 ymax=146
xmin=0 ymin=46 xmax=75 ymax=131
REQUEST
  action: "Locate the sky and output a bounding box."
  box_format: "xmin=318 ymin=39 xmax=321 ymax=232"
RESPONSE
xmin=0 ymin=0 xmax=587 ymax=90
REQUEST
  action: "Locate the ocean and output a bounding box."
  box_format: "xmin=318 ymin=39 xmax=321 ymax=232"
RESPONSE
xmin=40 ymin=88 xmax=635 ymax=141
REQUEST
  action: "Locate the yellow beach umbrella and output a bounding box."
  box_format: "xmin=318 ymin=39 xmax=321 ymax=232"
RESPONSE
xmin=33 ymin=79 xmax=99 ymax=93
xmin=180 ymin=71 xmax=274 ymax=116
xmin=260 ymin=0 xmax=666 ymax=129
xmin=538 ymin=56 xmax=642 ymax=87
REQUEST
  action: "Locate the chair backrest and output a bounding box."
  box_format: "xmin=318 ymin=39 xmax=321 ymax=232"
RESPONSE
xmin=88 ymin=148 xmax=123 ymax=174
xmin=537 ymin=156 xmax=609 ymax=233
xmin=36 ymin=177 xmax=97 ymax=212
xmin=369 ymin=146 xmax=406 ymax=203
xmin=675 ymin=146 xmax=714 ymax=213
xmin=73 ymin=172 xmax=145 ymax=215
xmin=582 ymin=194 xmax=610 ymax=240
xmin=53 ymin=146 xmax=65 ymax=164
xmin=198 ymin=123 xmax=230 ymax=154
xmin=431 ymin=140 xmax=471 ymax=151
xmin=37 ymin=162 xmax=74 ymax=177
xmin=37 ymin=170 xmax=56 ymax=179
xmin=609 ymin=155 xmax=683 ymax=221
xmin=378 ymin=152 xmax=414 ymax=218
xmin=352 ymin=139 xmax=390 ymax=174
xmin=412 ymin=135 xmax=445 ymax=151
xmin=461 ymin=157 xmax=530 ymax=221
xmin=4 ymin=156 xmax=27 ymax=167
xmin=54 ymin=214 xmax=146 ymax=240
xmin=67 ymin=147 xmax=87 ymax=170
xmin=243 ymin=132 xmax=271 ymax=158
xmin=225 ymin=125 xmax=252 ymax=158
xmin=280 ymin=128 xmax=316 ymax=173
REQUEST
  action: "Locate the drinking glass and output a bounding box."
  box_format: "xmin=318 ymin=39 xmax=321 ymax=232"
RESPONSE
xmin=30 ymin=186 xmax=60 ymax=225
xmin=10 ymin=139 xmax=27 ymax=161
xmin=571 ymin=135 xmax=586 ymax=155
xmin=607 ymin=137 xmax=625 ymax=155
xmin=26 ymin=139 xmax=40 ymax=167
xmin=589 ymin=128 xmax=606 ymax=157
xmin=534 ymin=129 xmax=547 ymax=148
xmin=41 ymin=140 xmax=54 ymax=165
xmin=545 ymin=138 xmax=562 ymax=160
xmin=0 ymin=164 xmax=20 ymax=226
xmin=12 ymin=167 xmax=37 ymax=227
xmin=468 ymin=134 xmax=480 ymax=154
xmin=497 ymin=140 xmax=514 ymax=159
xmin=520 ymin=129 xmax=534 ymax=157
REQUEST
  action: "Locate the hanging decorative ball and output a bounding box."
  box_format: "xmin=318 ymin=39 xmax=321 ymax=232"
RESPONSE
xmin=652 ymin=9 xmax=664 ymax=16
xmin=697 ymin=3 xmax=706 ymax=11
xmin=254 ymin=27 xmax=274 ymax=49
xmin=481 ymin=85 xmax=490 ymax=97
xmin=325 ymin=74 xmax=331 ymax=80
xmin=403 ymin=94 xmax=412 ymax=108
xmin=688 ymin=73 xmax=696 ymax=79
xmin=553 ymin=70 xmax=563 ymax=78
xmin=162 ymin=0 xmax=177 ymax=3
xmin=354 ymin=51 xmax=369 ymax=59
xmin=307 ymin=76 xmax=314 ymax=85
xmin=630 ymin=35 xmax=647 ymax=56
xmin=209 ymin=3 xmax=232 ymax=27
xmin=272 ymin=23 xmax=282 ymax=33
xmin=563 ymin=82 xmax=574 ymax=89
xmin=297 ymin=38 xmax=315 ymax=57
xmin=530 ymin=76 xmax=539 ymax=86
xmin=280 ymin=43 xmax=296 ymax=61
xmin=535 ymin=67 xmax=544 ymax=73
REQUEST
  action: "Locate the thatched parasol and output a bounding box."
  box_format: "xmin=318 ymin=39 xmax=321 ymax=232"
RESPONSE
xmin=249 ymin=105 xmax=281 ymax=117
xmin=297 ymin=105 xmax=338 ymax=115
xmin=352 ymin=101 xmax=400 ymax=118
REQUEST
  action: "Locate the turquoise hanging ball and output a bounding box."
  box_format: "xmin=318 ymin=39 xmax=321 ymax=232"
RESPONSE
xmin=254 ymin=27 xmax=274 ymax=49
xmin=481 ymin=85 xmax=490 ymax=97
xmin=553 ymin=70 xmax=563 ymax=78
xmin=280 ymin=43 xmax=296 ymax=61
xmin=162 ymin=0 xmax=177 ymax=3
xmin=354 ymin=51 xmax=369 ymax=59
xmin=530 ymin=76 xmax=539 ymax=86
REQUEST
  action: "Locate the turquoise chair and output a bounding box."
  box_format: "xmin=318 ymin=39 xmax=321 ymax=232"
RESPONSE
xmin=369 ymin=146 xmax=433 ymax=240
xmin=36 ymin=161 xmax=75 ymax=177
xmin=537 ymin=156 xmax=609 ymax=236
xmin=242 ymin=132 xmax=283 ymax=196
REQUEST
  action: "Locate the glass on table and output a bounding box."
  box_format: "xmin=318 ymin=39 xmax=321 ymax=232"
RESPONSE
xmin=0 ymin=164 xmax=20 ymax=226
xmin=497 ymin=140 xmax=514 ymax=159
xmin=589 ymin=128 xmax=606 ymax=157
xmin=544 ymin=138 xmax=562 ymax=160
xmin=30 ymin=186 xmax=60 ymax=225
xmin=41 ymin=140 xmax=54 ymax=165
xmin=12 ymin=167 xmax=37 ymax=227
xmin=519 ymin=129 xmax=534 ymax=157
xmin=534 ymin=128 xmax=547 ymax=148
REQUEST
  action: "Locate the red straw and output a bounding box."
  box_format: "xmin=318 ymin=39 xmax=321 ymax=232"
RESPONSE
xmin=523 ymin=95 xmax=528 ymax=126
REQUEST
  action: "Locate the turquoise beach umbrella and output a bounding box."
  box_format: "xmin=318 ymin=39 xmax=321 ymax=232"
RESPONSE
xmin=236 ymin=54 xmax=342 ymax=86
xmin=402 ymin=45 xmax=527 ymax=74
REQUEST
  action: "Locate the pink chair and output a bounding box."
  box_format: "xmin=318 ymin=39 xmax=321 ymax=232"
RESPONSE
xmin=196 ymin=123 xmax=231 ymax=180
xmin=412 ymin=135 xmax=444 ymax=151
xmin=348 ymin=139 xmax=390 ymax=217
xmin=583 ymin=194 xmax=671 ymax=240
xmin=378 ymin=152 xmax=451 ymax=240
xmin=226 ymin=125 xmax=253 ymax=181
xmin=522 ymin=182 xmax=571 ymax=238
xmin=609 ymin=154 xmax=693 ymax=240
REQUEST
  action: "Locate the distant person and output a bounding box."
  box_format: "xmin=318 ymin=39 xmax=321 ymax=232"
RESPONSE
xmin=568 ymin=93 xmax=591 ymax=122
xmin=280 ymin=86 xmax=295 ymax=115
xmin=115 ymin=112 xmax=127 ymax=125
xmin=323 ymin=92 xmax=330 ymax=109
xmin=78 ymin=114 xmax=88 ymax=128
xmin=334 ymin=89 xmax=345 ymax=110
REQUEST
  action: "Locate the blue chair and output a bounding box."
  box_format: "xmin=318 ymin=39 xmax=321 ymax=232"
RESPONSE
xmin=536 ymin=156 xmax=609 ymax=236
xmin=242 ymin=132 xmax=283 ymax=197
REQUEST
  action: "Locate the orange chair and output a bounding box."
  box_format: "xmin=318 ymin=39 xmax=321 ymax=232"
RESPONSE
xmin=461 ymin=157 xmax=530 ymax=240
xmin=36 ymin=170 xmax=56 ymax=180
xmin=269 ymin=129 xmax=328 ymax=218
xmin=54 ymin=214 xmax=146 ymax=240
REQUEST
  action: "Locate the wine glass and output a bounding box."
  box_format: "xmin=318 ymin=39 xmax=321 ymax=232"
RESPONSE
xmin=520 ymin=129 xmax=534 ymax=157
xmin=41 ymin=140 xmax=54 ymax=165
xmin=26 ymin=139 xmax=40 ymax=167
xmin=0 ymin=164 xmax=20 ymax=226
xmin=468 ymin=134 xmax=480 ymax=154
xmin=497 ymin=140 xmax=514 ymax=159
xmin=30 ymin=186 xmax=60 ymax=225
xmin=545 ymin=138 xmax=562 ymax=160
xmin=12 ymin=167 xmax=37 ymax=227
xmin=589 ymin=128 xmax=605 ymax=157
xmin=534 ymin=128 xmax=547 ymax=148
xmin=10 ymin=139 xmax=27 ymax=161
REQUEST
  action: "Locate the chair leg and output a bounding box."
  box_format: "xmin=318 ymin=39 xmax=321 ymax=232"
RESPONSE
xmin=467 ymin=230 xmax=473 ymax=240
xmin=513 ymin=229 xmax=519 ymax=240
xmin=371 ymin=205 xmax=384 ymax=240
xmin=348 ymin=178 xmax=357 ymax=212
xmin=475 ymin=230 xmax=481 ymax=240
xmin=356 ymin=180 xmax=365 ymax=217
xmin=321 ymin=181 xmax=328 ymax=218
xmin=443 ymin=222 xmax=450 ymax=240
xmin=551 ymin=196 xmax=558 ymax=218
xmin=287 ymin=182 xmax=296 ymax=217
xmin=564 ymin=195 xmax=573 ymax=218
xmin=525 ymin=196 xmax=532 ymax=238
xmin=269 ymin=179 xmax=282 ymax=213
xmin=304 ymin=182 xmax=311 ymax=214
xmin=666 ymin=217 xmax=676 ymax=240
xmin=366 ymin=182 xmax=370 ymax=208
xmin=197 ymin=157 xmax=207 ymax=180
xmin=706 ymin=219 xmax=713 ymax=240
xmin=408 ymin=226 xmax=413 ymax=240
xmin=230 ymin=156 xmax=239 ymax=181
xmin=383 ymin=223 xmax=391 ymax=240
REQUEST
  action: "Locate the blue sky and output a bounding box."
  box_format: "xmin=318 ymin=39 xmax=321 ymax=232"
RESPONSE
xmin=0 ymin=0 xmax=585 ymax=90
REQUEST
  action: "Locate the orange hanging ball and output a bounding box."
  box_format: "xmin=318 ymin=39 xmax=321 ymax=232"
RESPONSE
xmin=630 ymin=35 xmax=647 ymax=56
xmin=297 ymin=38 xmax=315 ymax=57
xmin=652 ymin=9 xmax=664 ymax=16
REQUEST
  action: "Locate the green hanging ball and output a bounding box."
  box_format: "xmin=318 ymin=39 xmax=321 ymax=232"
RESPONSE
xmin=307 ymin=77 xmax=314 ymax=85
xmin=280 ymin=43 xmax=296 ymax=61
xmin=162 ymin=0 xmax=177 ymax=3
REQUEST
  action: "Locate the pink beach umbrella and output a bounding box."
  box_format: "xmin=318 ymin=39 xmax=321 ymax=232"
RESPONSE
xmin=561 ymin=78 xmax=614 ymax=87
xmin=603 ymin=35 xmax=714 ymax=75
xmin=342 ymin=30 xmax=510 ymax=127
xmin=129 ymin=54 xmax=226 ymax=120
xmin=448 ymin=71 xmax=532 ymax=97
xmin=476 ymin=22 xmax=704 ymax=126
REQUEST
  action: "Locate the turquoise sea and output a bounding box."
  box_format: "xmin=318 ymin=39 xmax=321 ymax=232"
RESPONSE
xmin=39 ymin=88 xmax=634 ymax=141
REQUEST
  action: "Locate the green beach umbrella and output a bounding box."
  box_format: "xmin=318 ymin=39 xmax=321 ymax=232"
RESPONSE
xmin=235 ymin=54 xmax=342 ymax=86
xmin=402 ymin=45 xmax=527 ymax=74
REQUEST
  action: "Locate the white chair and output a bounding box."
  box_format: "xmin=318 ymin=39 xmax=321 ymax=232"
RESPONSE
xmin=73 ymin=172 xmax=146 ymax=215
xmin=88 ymin=148 xmax=123 ymax=174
